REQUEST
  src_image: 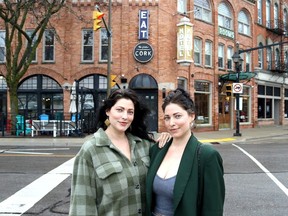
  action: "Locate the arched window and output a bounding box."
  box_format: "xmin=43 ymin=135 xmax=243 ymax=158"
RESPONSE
xmin=275 ymin=48 xmax=280 ymax=70
xmin=258 ymin=42 xmax=264 ymax=68
xmin=284 ymin=50 xmax=288 ymax=70
xmin=218 ymin=2 xmax=232 ymax=29
xmin=267 ymin=47 xmax=272 ymax=70
xmin=194 ymin=0 xmax=212 ymax=23
xmin=238 ymin=10 xmax=250 ymax=35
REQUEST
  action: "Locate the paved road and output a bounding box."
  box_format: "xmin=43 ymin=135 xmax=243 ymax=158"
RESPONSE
xmin=0 ymin=135 xmax=287 ymax=216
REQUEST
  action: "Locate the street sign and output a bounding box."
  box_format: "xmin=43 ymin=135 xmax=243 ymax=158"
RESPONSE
xmin=233 ymin=83 xmax=243 ymax=94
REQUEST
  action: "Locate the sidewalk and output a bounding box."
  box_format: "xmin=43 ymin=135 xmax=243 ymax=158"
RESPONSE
xmin=0 ymin=125 xmax=287 ymax=146
xmin=194 ymin=125 xmax=288 ymax=144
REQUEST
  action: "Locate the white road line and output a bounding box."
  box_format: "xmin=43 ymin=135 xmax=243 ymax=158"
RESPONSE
xmin=233 ymin=144 xmax=288 ymax=197
xmin=0 ymin=157 xmax=75 ymax=215
xmin=3 ymin=151 xmax=53 ymax=155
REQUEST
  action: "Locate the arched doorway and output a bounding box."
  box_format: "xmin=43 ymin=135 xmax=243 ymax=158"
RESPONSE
xmin=129 ymin=73 xmax=158 ymax=132
xmin=17 ymin=75 xmax=63 ymax=119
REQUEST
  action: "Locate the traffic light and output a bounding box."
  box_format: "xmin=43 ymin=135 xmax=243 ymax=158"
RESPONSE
xmin=110 ymin=75 xmax=117 ymax=87
xmin=226 ymin=84 xmax=232 ymax=96
xmin=93 ymin=11 xmax=104 ymax=31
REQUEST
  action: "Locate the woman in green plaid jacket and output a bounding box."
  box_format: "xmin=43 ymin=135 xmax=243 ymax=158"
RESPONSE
xmin=69 ymin=89 xmax=169 ymax=216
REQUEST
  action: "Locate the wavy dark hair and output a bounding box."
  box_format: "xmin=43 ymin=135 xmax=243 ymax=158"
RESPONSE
xmin=162 ymin=88 xmax=196 ymax=116
xmin=96 ymin=89 xmax=154 ymax=142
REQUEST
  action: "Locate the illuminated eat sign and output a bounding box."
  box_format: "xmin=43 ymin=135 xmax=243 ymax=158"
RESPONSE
xmin=138 ymin=10 xmax=149 ymax=40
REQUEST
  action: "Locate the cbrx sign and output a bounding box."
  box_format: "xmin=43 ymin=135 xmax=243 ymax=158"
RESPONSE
xmin=133 ymin=42 xmax=154 ymax=63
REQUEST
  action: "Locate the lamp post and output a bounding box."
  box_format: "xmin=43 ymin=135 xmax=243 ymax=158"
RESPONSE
xmin=232 ymin=43 xmax=243 ymax=137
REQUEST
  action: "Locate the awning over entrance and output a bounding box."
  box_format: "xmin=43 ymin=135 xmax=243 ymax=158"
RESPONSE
xmin=219 ymin=72 xmax=257 ymax=82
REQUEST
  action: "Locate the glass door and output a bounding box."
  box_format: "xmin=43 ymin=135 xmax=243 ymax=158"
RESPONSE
xmin=219 ymin=94 xmax=231 ymax=129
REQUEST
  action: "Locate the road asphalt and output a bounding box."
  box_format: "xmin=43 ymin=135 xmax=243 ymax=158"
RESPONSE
xmin=0 ymin=125 xmax=287 ymax=146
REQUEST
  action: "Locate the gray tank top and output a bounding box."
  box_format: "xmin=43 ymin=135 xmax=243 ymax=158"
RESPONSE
xmin=152 ymin=174 xmax=176 ymax=216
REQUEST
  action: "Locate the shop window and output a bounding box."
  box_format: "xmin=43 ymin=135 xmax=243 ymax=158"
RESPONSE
xmin=194 ymin=81 xmax=211 ymax=125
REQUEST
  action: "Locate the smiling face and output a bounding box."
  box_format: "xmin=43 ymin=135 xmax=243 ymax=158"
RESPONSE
xmin=163 ymin=103 xmax=195 ymax=139
xmin=106 ymin=98 xmax=135 ymax=133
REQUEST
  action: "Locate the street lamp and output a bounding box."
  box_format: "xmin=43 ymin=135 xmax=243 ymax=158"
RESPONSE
xmin=232 ymin=43 xmax=243 ymax=137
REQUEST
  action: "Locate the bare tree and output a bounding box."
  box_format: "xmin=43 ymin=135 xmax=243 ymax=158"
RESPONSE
xmin=0 ymin=0 xmax=65 ymax=133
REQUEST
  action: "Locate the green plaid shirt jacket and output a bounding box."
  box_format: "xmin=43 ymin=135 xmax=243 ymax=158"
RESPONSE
xmin=69 ymin=128 xmax=153 ymax=216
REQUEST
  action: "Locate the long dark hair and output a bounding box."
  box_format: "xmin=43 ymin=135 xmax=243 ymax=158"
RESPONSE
xmin=96 ymin=89 xmax=154 ymax=142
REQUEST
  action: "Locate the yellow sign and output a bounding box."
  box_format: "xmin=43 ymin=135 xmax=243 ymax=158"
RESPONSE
xmin=177 ymin=17 xmax=193 ymax=65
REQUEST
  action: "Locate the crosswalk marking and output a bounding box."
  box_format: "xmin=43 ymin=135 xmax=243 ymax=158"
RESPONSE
xmin=233 ymin=144 xmax=288 ymax=197
xmin=0 ymin=157 xmax=75 ymax=215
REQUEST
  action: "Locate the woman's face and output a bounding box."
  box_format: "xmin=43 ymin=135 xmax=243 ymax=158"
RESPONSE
xmin=106 ymin=98 xmax=135 ymax=132
xmin=163 ymin=103 xmax=194 ymax=139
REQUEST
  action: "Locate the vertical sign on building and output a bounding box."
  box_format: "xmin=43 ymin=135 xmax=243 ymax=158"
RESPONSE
xmin=177 ymin=17 xmax=193 ymax=65
xmin=138 ymin=10 xmax=149 ymax=40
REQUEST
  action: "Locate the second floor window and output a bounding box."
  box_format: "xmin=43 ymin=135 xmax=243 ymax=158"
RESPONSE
xmin=205 ymin=40 xmax=212 ymax=67
xmin=245 ymin=52 xmax=251 ymax=72
xmin=43 ymin=30 xmax=55 ymax=62
xmin=258 ymin=42 xmax=263 ymax=68
xmin=82 ymin=29 xmax=93 ymax=62
xmin=267 ymin=47 xmax=272 ymax=70
xmin=0 ymin=31 xmax=5 ymax=62
xmin=194 ymin=38 xmax=202 ymax=65
xmin=26 ymin=29 xmax=37 ymax=62
xmin=227 ymin=47 xmax=233 ymax=70
xmin=218 ymin=44 xmax=224 ymax=69
xmin=100 ymin=28 xmax=109 ymax=62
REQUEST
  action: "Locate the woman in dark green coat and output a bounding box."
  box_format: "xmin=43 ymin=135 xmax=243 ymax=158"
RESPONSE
xmin=146 ymin=88 xmax=225 ymax=216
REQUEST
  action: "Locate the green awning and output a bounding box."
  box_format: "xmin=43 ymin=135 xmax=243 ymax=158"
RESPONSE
xmin=219 ymin=72 xmax=257 ymax=82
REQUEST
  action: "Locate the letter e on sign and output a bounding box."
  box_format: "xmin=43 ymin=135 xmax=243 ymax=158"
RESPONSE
xmin=138 ymin=10 xmax=149 ymax=40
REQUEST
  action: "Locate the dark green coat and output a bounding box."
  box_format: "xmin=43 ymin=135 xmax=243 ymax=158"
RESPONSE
xmin=146 ymin=135 xmax=225 ymax=216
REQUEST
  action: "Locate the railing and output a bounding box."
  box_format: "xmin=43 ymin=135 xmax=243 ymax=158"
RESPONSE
xmin=0 ymin=111 xmax=97 ymax=137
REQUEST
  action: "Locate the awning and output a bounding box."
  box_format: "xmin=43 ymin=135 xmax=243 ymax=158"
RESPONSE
xmin=219 ymin=72 xmax=257 ymax=82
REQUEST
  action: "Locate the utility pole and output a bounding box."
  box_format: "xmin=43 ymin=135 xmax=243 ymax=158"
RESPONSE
xmin=106 ymin=0 xmax=112 ymax=97
xmin=94 ymin=2 xmax=112 ymax=98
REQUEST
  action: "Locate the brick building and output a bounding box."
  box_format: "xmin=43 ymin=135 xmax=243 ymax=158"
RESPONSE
xmin=0 ymin=0 xmax=288 ymax=134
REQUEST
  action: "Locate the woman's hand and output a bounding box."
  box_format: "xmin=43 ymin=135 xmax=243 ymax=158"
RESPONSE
xmin=156 ymin=132 xmax=171 ymax=148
